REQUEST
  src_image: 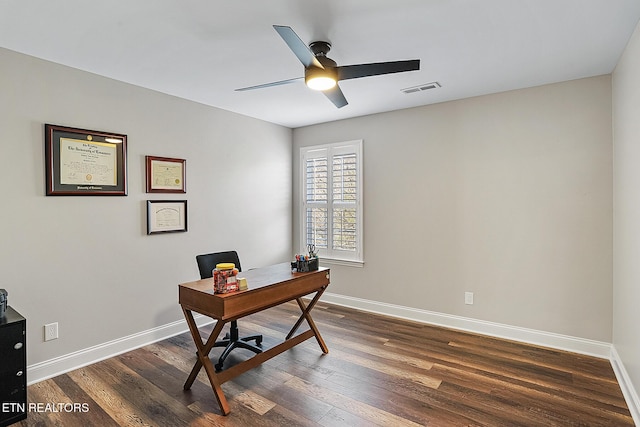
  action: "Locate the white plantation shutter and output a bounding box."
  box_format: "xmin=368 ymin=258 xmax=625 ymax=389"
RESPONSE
xmin=301 ymin=140 xmax=363 ymax=263
xmin=305 ymin=155 xmax=328 ymax=249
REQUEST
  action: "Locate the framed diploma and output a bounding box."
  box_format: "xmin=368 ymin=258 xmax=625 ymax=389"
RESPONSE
xmin=45 ymin=124 xmax=128 ymax=196
xmin=147 ymin=200 xmax=188 ymax=234
xmin=145 ymin=156 xmax=186 ymax=193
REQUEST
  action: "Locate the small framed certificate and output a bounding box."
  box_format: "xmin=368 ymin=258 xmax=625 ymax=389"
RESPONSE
xmin=147 ymin=200 xmax=188 ymax=234
xmin=45 ymin=124 xmax=127 ymax=196
xmin=146 ymin=156 xmax=186 ymax=193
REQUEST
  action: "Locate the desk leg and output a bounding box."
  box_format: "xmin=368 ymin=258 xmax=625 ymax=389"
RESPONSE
xmin=286 ymin=287 xmax=329 ymax=354
xmin=181 ymin=308 xmax=231 ymax=415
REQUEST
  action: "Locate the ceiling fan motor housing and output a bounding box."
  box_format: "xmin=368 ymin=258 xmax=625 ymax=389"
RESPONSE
xmin=309 ymin=41 xmax=332 ymax=56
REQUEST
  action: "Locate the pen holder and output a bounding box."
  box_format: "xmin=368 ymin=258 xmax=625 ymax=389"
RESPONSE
xmin=291 ymin=257 xmax=319 ymax=272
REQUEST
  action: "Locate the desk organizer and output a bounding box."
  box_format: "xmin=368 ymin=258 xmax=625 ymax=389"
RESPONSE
xmin=291 ymin=257 xmax=319 ymax=272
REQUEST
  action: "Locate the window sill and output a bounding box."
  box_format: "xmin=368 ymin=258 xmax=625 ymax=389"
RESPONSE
xmin=319 ymin=258 xmax=364 ymax=268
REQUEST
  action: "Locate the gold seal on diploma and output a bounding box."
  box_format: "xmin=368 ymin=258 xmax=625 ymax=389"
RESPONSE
xmin=86 ymin=174 xmax=93 ymax=181
xmin=87 ymin=135 xmax=93 ymax=141
xmin=175 ymin=179 xmax=181 ymax=184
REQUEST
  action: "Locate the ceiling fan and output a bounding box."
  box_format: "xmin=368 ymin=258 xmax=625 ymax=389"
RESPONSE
xmin=235 ymin=25 xmax=421 ymax=108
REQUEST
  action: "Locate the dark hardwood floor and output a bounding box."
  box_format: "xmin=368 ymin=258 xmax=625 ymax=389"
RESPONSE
xmin=18 ymin=302 xmax=633 ymax=426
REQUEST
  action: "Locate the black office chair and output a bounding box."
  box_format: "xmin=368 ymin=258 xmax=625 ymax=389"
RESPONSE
xmin=195 ymin=250 xmax=262 ymax=371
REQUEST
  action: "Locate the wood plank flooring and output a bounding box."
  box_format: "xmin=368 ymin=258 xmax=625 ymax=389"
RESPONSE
xmin=17 ymin=302 xmax=633 ymax=426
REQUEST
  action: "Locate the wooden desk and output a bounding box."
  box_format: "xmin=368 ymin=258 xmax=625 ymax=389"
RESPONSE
xmin=178 ymin=262 xmax=330 ymax=415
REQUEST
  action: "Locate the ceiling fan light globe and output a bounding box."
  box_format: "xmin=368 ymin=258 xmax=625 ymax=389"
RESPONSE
xmin=305 ymin=65 xmax=337 ymax=91
xmin=306 ymin=76 xmax=336 ymax=91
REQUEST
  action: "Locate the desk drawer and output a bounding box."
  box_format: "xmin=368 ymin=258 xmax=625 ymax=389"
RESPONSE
xmin=0 ymin=322 xmax=26 ymax=375
xmin=223 ymin=272 xmax=329 ymax=319
xmin=0 ymin=373 xmax=25 ymax=402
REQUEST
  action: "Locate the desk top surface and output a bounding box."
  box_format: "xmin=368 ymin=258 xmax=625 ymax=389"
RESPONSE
xmin=0 ymin=306 xmax=25 ymax=326
xmin=179 ymin=262 xmax=330 ymax=300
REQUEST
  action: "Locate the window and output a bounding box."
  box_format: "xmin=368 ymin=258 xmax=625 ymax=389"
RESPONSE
xmin=301 ymin=140 xmax=363 ymax=264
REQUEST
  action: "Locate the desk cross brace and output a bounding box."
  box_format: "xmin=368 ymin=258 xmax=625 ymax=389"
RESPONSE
xmin=181 ymin=286 xmax=328 ymax=415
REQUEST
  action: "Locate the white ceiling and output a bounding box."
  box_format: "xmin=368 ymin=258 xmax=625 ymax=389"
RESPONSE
xmin=1 ymin=1 xmax=640 ymax=128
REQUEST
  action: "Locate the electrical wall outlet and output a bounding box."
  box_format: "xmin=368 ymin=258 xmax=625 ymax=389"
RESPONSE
xmin=465 ymin=292 xmax=474 ymax=305
xmin=44 ymin=322 xmax=58 ymax=341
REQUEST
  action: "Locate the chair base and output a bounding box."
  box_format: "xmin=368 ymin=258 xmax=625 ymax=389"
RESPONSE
xmin=213 ymin=320 xmax=262 ymax=371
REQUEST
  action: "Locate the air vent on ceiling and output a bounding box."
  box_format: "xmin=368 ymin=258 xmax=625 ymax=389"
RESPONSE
xmin=401 ymin=81 xmax=441 ymax=94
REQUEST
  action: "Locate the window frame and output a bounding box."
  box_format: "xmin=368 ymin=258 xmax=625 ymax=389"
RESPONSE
xmin=300 ymin=139 xmax=363 ymax=265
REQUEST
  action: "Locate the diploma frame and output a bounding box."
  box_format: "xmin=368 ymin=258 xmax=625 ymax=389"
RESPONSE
xmin=147 ymin=200 xmax=188 ymax=234
xmin=45 ymin=124 xmax=128 ymax=196
xmin=145 ymin=156 xmax=186 ymax=193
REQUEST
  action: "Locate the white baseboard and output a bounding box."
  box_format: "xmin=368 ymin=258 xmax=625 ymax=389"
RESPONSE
xmin=319 ymin=292 xmax=613 ymax=358
xmin=611 ymin=346 xmax=640 ymax=426
xmin=27 ymin=314 xmax=214 ymax=385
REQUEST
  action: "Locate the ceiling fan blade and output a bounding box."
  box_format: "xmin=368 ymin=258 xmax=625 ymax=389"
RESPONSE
xmin=323 ymin=84 xmax=348 ymax=108
xmin=273 ymin=25 xmax=323 ymax=69
xmin=336 ymin=59 xmax=420 ymax=81
xmin=235 ymin=77 xmax=303 ymax=92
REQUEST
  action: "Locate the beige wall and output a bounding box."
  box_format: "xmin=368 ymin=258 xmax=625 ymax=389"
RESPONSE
xmin=294 ymin=76 xmax=613 ymax=342
xmin=613 ymin=19 xmax=640 ymax=412
xmin=0 ymin=47 xmax=293 ymax=366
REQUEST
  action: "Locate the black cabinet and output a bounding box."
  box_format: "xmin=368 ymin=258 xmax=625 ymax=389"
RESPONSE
xmin=0 ymin=307 xmax=26 ymax=426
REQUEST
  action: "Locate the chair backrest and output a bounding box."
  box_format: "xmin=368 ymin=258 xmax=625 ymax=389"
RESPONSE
xmin=196 ymin=250 xmax=242 ymax=279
